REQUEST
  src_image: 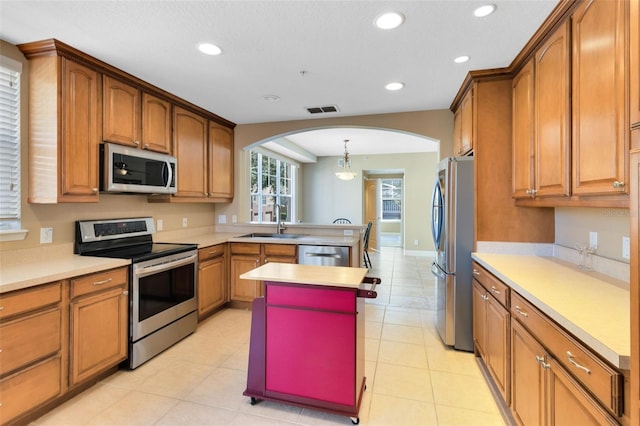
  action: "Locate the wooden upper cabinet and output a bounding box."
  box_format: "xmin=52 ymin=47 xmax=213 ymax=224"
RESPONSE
xmin=173 ymin=106 xmax=208 ymax=198
xmin=103 ymin=78 xmax=172 ymax=154
xmin=571 ymin=0 xmax=628 ymax=196
xmin=534 ymin=21 xmax=570 ymax=198
xmin=20 ymin=41 xmax=101 ymax=203
xmin=454 ymin=88 xmax=474 ymax=156
xmin=103 ymin=75 xmax=140 ymax=147
xmin=60 ymin=59 xmax=101 ymax=202
xmin=208 ymin=121 xmax=234 ymax=202
xmin=142 ymin=93 xmax=172 ymax=154
xmin=631 ymin=0 xmax=640 ymax=128
xmin=512 ymin=60 xmax=535 ymax=199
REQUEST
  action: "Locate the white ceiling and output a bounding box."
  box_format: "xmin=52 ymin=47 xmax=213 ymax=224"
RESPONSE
xmin=0 ymin=0 xmax=558 ymax=157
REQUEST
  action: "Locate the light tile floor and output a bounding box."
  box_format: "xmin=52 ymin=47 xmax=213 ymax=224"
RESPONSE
xmin=32 ymin=247 xmax=506 ymax=426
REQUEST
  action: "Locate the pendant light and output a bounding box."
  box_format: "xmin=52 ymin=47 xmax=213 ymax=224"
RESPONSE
xmin=336 ymin=139 xmax=357 ymax=181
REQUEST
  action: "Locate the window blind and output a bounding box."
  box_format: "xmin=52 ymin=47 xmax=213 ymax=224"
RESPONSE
xmin=0 ymin=59 xmax=21 ymax=227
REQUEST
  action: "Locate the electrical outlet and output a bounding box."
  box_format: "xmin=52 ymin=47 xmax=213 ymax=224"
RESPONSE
xmin=218 ymin=214 xmax=227 ymax=224
xmin=182 ymin=217 xmax=188 ymax=228
xmin=589 ymin=231 xmax=598 ymax=249
xmin=414 ymin=239 xmax=419 ymax=246
xmin=232 ymin=215 xmax=238 ymax=224
xmin=40 ymin=227 xmax=53 ymax=244
xmin=623 ymin=236 xmax=631 ymax=260
xmin=156 ymin=219 xmax=163 ymax=231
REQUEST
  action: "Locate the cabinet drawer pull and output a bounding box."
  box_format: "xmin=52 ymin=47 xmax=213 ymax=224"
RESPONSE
xmin=566 ymin=351 xmax=591 ymax=375
xmin=472 ymin=269 xmax=480 ymax=276
xmin=93 ymin=278 xmax=112 ymax=286
xmin=92 ymin=187 xmax=99 ymax=193
xmin=613 ymin=181 xmax=625 ymax=188
xmin=490 ymin=286 xmax=501 ymax=295
xmin=514 ymin=306 xmax=529 ymax=317
xmin=123 ymin=291 xmax=129 ymax=296
xmin=0 ymin=306 xmax=3 ymax=311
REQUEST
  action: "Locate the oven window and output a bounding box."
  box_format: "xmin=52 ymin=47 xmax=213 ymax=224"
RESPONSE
xmin=138 ymin=262 xmax=195 ymax=321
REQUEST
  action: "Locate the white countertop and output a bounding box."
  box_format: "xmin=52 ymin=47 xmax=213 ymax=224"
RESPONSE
xmin=472 ymin=252 xmax=630 ymax=370
xmin=240 ymin=262 xmax=368 ymax=288
xmin=0 ymin=231 xmax=360 ymax=294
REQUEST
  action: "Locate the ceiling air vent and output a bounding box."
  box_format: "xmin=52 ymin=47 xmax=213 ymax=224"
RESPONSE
xmin=306 ymin=105 xmax=339 ymax=114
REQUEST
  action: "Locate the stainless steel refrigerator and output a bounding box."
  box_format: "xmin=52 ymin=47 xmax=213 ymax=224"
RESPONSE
xmin=430 ymin=156 xmax=474 ymax=352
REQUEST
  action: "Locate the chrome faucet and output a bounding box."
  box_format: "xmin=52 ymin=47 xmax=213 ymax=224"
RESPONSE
xmin=275 ymin=204 xmax=287 ymax=234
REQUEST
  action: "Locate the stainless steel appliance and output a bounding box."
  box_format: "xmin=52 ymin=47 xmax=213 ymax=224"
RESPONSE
xmin=101 ymin=142 xmax=177 ymax=194
xmin=430 ymin=157 xmax=474 ymax=351
xmin=75 ymin=217 xmax=198 ymax=369
xmin=298 ymin=245 xmax=350 ymax=267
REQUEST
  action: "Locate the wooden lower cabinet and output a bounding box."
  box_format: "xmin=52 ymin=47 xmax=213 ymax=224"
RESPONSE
xmin=511 ymin=319 xmax=547 ymax=426
xmin=70 ymin=268 xmax=128 ymax=385
xmin=0 ymin=282 xmax=65 ymax=425
xmin=198 ymin=244 xmax=228 ymax=318
xmin=230 ymin=243 xmax=297 ymax=303
xmin=511 ymin=319 xmax=618 ymax=425
xmin=472 ymin=266 xmax=510 ymax=404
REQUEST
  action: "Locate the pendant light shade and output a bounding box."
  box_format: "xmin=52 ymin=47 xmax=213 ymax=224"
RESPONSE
xmin=336 ymin=139 xmax=357 ymax=181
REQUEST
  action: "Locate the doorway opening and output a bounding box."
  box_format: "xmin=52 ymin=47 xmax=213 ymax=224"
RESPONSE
xmin=364 ymin=171 xmax=404 ymax=250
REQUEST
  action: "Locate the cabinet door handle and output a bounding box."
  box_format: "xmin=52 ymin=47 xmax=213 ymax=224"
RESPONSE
xmin=490 ymin=286 xmax=500 ymax=295
xmin=122 ymin=291 xmax=129 ymax=296
xmin=535 ymin=355 xmax=545 ymax=364
xmin=514 ymin=306 xmax=528 ymax=318
xmin=134 ymin=140 xmax=140 ymax=146
xmin=481 ymin=294 xmax=489 ymax=301
xmin=93 ymin=278 xmax=112 ymax=286
xmin=92 ymin=187 xmax=99 ymax=193
xmin=613 ymin=181 xmax=625 ymax=188
xmin=566 ymin=351 xmax=591 ymax=375
xmin=472 ymin=269 xmax=480 ymax=276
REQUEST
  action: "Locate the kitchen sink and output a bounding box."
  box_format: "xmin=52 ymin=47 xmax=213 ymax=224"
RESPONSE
xmin=238 ymin=233 xmax=307 ymax=239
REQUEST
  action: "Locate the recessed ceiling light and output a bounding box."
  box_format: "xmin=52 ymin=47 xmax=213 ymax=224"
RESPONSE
xmin=262 ymin=95 xmax=280 ymax=102
xmin=454 ymin=55 xmax=470 ymax=63
xmin=197 ymin=42 xmax=222 ymax=56
xmin=385 ymin=82 xmax=405 ymax=91
xmin=474 ymin=4 xmax=497 ymax=18
xmin=374 ymin=12 xmax=405 ymax=30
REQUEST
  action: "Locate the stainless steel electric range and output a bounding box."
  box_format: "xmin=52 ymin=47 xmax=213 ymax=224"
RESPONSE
xmin=75 ymin=217 xmax=198 ymax=369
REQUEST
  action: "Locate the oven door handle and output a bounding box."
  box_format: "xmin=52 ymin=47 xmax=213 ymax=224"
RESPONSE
xmin=134 ymin=253 xmax=197 ymax=278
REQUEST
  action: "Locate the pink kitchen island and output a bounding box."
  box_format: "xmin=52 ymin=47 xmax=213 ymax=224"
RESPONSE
xmin=240 ymin=262 xmax=379 ymax=425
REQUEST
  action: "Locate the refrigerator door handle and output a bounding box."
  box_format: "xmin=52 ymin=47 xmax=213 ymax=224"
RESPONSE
xmin=431 ymin=261 xmax=450 ymax=279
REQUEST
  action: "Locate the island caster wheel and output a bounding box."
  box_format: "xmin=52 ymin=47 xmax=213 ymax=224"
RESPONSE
xmin=350 ymin=417 xmax=360 ymax=425
xmin=250 ymin=397 xmax=258 ymax=405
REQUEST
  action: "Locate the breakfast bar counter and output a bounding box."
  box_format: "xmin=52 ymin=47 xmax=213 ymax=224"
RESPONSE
xmin=240 ymin=263 xmax=376 ymax=425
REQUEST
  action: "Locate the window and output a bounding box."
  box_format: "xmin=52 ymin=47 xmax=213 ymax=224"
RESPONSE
xmin=0 ymin=57 xmax=22 ymax=232
xmin=381 ymin=178 xmax=402 ymax=220
xmin=250 ymin=150 xmax=296 ymax=223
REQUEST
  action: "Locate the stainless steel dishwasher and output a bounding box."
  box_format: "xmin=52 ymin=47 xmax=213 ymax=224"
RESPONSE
xmin=298 ymin=245 xmax=350 ymax=267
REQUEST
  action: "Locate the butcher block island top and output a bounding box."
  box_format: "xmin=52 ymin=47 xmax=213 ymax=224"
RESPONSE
xmin=240 ymin=262 xmax=368 ymax=288
xmin=472 ymin=252 xmax=630 ymax=369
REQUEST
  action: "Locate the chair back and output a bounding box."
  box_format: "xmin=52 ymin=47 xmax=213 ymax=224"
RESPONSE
xmin=333 ymin=218 xmax=351 ymax=224
xmin=363 ymin=221 xmax=372 ymax=250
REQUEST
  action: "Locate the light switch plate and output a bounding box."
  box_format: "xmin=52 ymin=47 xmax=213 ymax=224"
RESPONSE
xmin=589 ymin=231 xmax=597 ymax=249
xmin=182 ymin=217 xmax=188 ymax=228
xmin=40 ymin=227 xmax=53 ymax=244
xmin=218 ymin=214 xmax=227 ymax=224
xmin=623 ymin=236 xmax=630 ymax=259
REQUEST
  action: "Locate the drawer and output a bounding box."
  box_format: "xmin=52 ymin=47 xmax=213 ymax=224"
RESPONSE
xmin=0 ymin=282 xmax=61 ymax=320
xmin=71 ymin=267 xmax=128 ymax=299
xmin=0 ymin=308 xmax=61 ymax=376
xmin=263 ymin=243 xmax=296 ymax=257
xmin=0 ymin=355 xmax=62 ymax=425
xmin=199 ymin=244 xmax=226 ymax=261
xmin=511 ymin=292 xmax=623 ymax=415
xmin=231 ymin=242 xmax=261 ymax=255
xmin=266 ymin=283 xmax=355 ymax=312
xmin=472 ymin=261 xmax=509 ymax=307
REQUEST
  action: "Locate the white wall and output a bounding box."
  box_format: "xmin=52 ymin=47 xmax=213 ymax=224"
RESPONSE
xmin=555 ymin=207 xmax=630 ymax=263
xmin=301 ymin=152 xmax=439 ymax=252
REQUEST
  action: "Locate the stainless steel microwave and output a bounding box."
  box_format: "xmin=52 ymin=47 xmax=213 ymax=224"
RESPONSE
xmin=101 ymin=143 xmax=177 ymax=194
